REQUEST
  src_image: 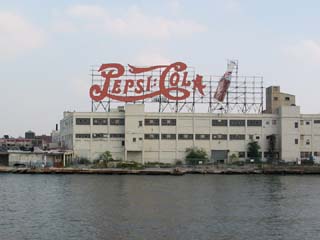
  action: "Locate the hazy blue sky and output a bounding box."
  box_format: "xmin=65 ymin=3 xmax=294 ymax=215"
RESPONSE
xmin=1 ymin=0 xmax=320 ymax=137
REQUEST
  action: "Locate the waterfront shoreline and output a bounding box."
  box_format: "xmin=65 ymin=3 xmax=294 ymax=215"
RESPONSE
xmin=2 ymin=165 xmax=320 ymax=175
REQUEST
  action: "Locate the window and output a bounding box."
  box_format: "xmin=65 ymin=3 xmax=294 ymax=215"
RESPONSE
xmin=195 ymin=134 xmax=210 ymax=140
xmin=161 ymin=134 xmax=176 ymax=140
xmin=110 ymin=118 xmax=125 ymax=125
xmin=122 ymin=141 xmax=125 ymax=146
xmin=212 ymin=119 xmax=228 ymax=126
xmin=314 ymin=120 xmax=320 ymax=124
xmin=273 ymin=97 xmax=278 ymax=101
xmin=306 ymin=121 xmax=310 ymax=125
xmin=266 ymin=121 xmax=270 ymax=125
xmin=144 ymin=134 xmax=160 ymax=139
xmin=294 ymin=122 xmax=299 ymax=128
xmin=295 ymin=138 xmax=299 ymax=144
xmin=178 ymin=134 xmax=193 ymax=140
xmin=92 ymin=133 xmax=108 ymax=138
xmin=75 ymin=133 xmax=90 ymax=139
xmin=133 ymin=138 xmax=136 ymax=142
xmin=285 ymin=97 xmax=290 ymax=101
xmin=256 ymin=136 xmax=260 ymax=140
xmin=230 ymin=134 xmax=245 ymax=140
xmin=230 ymin=120 xmax=245 ymax=127
xmin=212 ymin=134 xmax=227 ymax=140
xmin=138 ymin=121 xmax=143 ymax=127
xmin=238 ymin=152 xmax=245 ymax=158
xmin=110 ymin=134 xmax=125 ymax=138
xmin=301 ymin=152 xmax=311 ymax=159
xmin=76 ymin=118 xmax=90 ymax=125
xmin=306 ymin=139 xmax=310 ymax=145
xmin=272 ymin=120 xmax=277 ymax=125
xmin=264 ymin=152 xmax=270 ymax=158
xmin=93 ymin=118 xmax=108 ymax=125
xmin=247 ymin=120 xmax=262 ymax=127
xmin=161 ymin=119 xmax=176 ymax=126
xmin=144 ymin=119 xmax=159 ymax=126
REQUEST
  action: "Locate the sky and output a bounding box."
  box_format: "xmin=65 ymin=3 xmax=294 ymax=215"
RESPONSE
xmin=1 ymin=0 xmax=320 ymax=137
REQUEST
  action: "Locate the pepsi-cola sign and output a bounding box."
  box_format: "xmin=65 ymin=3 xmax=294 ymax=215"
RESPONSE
xmin=90 ymin=62 xmax=206 ymax=102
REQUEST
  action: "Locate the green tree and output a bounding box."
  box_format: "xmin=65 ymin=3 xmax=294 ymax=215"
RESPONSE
xmin=247 ymin=141 xmax=261 ymax=161
xmin=229 ymin=153 xmax=239 ymax=163
xmin=185 ymin=147 xmax=208 ymax=165
xmin=100 ymin=151 xmax=113 ymax=162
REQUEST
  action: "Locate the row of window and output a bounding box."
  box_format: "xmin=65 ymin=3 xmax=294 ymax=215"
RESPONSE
xmin=144 ymin=134 xmax=248 ymax=140
xmin=75 ymin=133 xmax=252 ymax=140
xmin=295 ymin=120 xmax=320 ymax=128
xmin=76 ymin=118 xmax=125 ymax=126
xmin=144 ymin=119 xmax=177 ymax=126
xmin=76 ymin=118 xmax=268 ymax=127
xmin=301 ymin=152 xmax=320 ymax=158
xmin=75 ymin=133 xmax=125 ymax=139
xmin=76 ymin=118 xmax=178 ymax=126
xmin=146 ymin=119 xmax=264 ymax=127
xmin=212 ymin=119 xmax=263 ymax=127
xmin=76 ymin=118 xmax=320 ymax=127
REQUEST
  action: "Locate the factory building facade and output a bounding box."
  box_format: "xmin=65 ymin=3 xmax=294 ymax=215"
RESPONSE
xmin=59 ymin=86 xmax=320 ymax=163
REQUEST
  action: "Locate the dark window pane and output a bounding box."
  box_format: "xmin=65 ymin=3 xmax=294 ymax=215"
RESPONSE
xmin=145 ymin=119 xmax=160 ymax=126
xmin=110 ymin=134 xmax=125 ymax=138
xmin=161 ymin=119 xmax=176 ymax=126
xmin=92 ymin=133 xmax=108 ymax=138
xmin=212 ymin=134 xmax=228 ymax=140
xmin=230 ymin=134 xmax=245 ymax=140
xmin=178 ymin=134 xmax=193 ymax=140
xmin=93 ymin=118 xmax=108 ymax=125
xmin=75 ymin=133 xmax=91 ymax=138
xmin=230 ymin=120 xmax=245 ymax=126
xmin=76 ymin=118 xmax=90 ymax=125
xmin=161 ymin=134 xmax=176 ymax=140
xmin=247 ymin=120 xmax=262 ymax=127
xmin=195 ymin=134 xmax=210 ymax=140
xmin=144 ymin=134 xmax=160 ymax=139
xmin=212 ymin=119 xmax=228 ymax=126
xmin=110 ymin=118 xmax=125 ymax=125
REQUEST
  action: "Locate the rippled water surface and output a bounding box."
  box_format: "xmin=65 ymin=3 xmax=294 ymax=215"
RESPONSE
xmin=1 ymin=174 xmax=320 ymax=240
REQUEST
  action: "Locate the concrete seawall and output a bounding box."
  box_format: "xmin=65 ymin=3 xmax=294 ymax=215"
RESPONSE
xmin=2 ymin=166 xmax=320 ymax=175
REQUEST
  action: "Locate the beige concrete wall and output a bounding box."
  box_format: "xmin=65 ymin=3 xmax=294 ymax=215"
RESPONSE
xmin=59 ymin=103 xmax=320 ymax=163
xmin=266 ymin=86 xmax=296 ymax=114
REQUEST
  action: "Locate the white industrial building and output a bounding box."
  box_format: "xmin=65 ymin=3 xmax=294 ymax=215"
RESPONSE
xmin=59 ymin=86 xmax=320 ymax=164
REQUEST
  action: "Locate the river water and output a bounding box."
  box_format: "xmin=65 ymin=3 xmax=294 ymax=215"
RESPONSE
xmin=0 ymin=174 xmax=320 ymax=240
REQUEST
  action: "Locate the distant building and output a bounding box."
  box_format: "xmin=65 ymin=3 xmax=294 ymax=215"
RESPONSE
xmin=25 ymin=130 xmax=35 ymax=139
xmin=0 ymin=138 xmax=33 ymax=151
xmin=0 ymin=150 xmax=73 ymax=167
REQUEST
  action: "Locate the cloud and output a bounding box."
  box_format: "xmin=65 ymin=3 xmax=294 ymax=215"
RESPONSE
xmin=284 ymin=40 xmax=320 ymax=64
xmin=0 ymin=11 xmax=45 ymax=57
xmin=56 ymin=4 xmax=207 ymax=39
xmin=66 ymin=4 xmax=106 ymax=19
xmin=168 ymin=0 xmax=182 ymax=14
xmin=224 ymin=0 xmax=241 ymax=12
xmin=134 ymin=52 xmax=172 ymax=65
